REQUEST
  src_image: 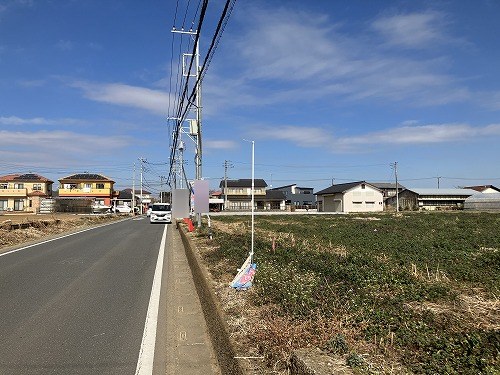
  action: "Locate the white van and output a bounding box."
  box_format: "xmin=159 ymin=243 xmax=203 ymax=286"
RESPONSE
xmin=149 ymin=203 xmax=172 ymax=224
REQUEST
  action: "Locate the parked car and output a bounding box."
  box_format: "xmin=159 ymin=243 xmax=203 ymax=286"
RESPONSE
xmin=149 ymin=203 xmax=172 ymax=224
xmin=114 ymin=205 xmax=132 ymax=213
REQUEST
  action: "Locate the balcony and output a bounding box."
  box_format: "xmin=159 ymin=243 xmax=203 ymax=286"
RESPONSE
xmin=59 ymin=188 xmax=112 ymax=196
xmin=0 ymin=188 xmax=27 ymax=197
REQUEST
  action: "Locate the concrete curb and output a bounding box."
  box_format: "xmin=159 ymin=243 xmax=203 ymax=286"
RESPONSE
xmin=176 ymin=221 xmax=244 ymax=375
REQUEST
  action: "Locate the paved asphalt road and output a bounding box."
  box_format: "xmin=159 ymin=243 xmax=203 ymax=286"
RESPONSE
xmin=0 ymin=217 xmax=167 ymax=375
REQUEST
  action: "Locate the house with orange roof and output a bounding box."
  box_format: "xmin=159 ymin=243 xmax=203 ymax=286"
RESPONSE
xmin=0 ymin=173 xmax=54 ymax=213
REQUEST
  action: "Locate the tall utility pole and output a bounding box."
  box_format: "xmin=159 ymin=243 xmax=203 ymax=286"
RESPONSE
xmin=223 ymin=160 xmax=233 ymax=210
xmin=172 ymin=27 xmax=203 ymax=227
xmin=159 ymin=176 xmax=166 ymax=203
xmin=394 ymin=161 xmax=399 ymax=212
xmin=132 ymin=162 xmax=136 ymax=214
xmin=139 ymin=157 xmax=145 ymax=214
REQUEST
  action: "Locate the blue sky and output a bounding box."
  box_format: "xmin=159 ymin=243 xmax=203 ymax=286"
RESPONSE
xmin=1 ymin=0 xmax=499 ymax=195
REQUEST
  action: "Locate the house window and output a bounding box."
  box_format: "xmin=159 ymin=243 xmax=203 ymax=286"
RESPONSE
xmin=84 ymin=183 xmax=92 ymax=189
xmin=14 ymin=183 xmax=24 ymax=189
xmin=33 ymin=183 xmax=42 ymax=191
xmin=96 ymin=183 xmax=105 ymax=189
xmin=14 ymin=199 xmax=24 ymax=211
xmin=0 ymin=183 xmax=7 ymax=189
xmin=361 ymin=184 xmax=365 ymax=189
xmin=0 ymin=200 xmax=7 ymax=210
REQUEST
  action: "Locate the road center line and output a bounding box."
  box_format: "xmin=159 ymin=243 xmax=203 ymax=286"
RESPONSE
xmin=135 ymin=224 xmax=168 ymax=375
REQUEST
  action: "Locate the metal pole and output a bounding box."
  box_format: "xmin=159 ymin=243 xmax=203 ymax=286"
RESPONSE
xmin=140 ymin=158 xmax=144 ymax=215
xmin=251 ymin=141 xmax=255 ymax=264
xmin=132 ymin=162 xmax=136 ymax=214
xmin=224 ymin=160 xmax=228 ymax=211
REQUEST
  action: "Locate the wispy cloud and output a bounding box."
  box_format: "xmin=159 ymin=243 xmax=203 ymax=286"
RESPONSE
xmin=55 ymin=39 xmax=73 ymax=51
xmin=0 ymin=116 xmax=82 ymax=125
xmin=250 ymin=123 xmax=500 ymax=153
xmin=71 ymin=81 xmax=171 ymax=115
xmin=0 ymin=130 xmax=129 ymax=150
xmin=214 ymin=5 xmax=473 ymax=110
xmin=371 ymin=12 xmax=450 ymax=49
xmin=0 ymin=130 xmax=131 ymax=167
xmin=204 ymin=139 xmax=239 ymax=151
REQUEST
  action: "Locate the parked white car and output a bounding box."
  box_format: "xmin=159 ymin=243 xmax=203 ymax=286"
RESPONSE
xmin=114 ymin=205 xmax=132 ymax=214
xmin=149 ymin=203 xmax=172 ymax=223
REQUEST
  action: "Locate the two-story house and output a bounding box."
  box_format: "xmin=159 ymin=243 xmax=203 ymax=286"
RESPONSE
xmin=220 ymin=179 xmax=286 ymax=210
xmin=0 ymin=173 xmax=53 ymax=213
xmin=269 ymin=184 xmax=315 ymax=207
xmin=58 ymin=173 xmax=116 ymax=206
xmin=220 ymin=179 xmax=267 ymax=210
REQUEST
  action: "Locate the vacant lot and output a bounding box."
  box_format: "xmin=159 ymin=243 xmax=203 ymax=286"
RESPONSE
xmin=193 ymin=212 xmax=500 ymax=374
xmin=0 ymin=213 xmax=125 ymax=251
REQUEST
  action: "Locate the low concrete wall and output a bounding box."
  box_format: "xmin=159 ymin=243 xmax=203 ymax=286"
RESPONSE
xmin=177 ymin=222 xmax=244 ymax=375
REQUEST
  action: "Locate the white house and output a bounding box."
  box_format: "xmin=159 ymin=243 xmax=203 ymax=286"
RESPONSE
xmin=315 ymin=181 xmax=384 ymax=213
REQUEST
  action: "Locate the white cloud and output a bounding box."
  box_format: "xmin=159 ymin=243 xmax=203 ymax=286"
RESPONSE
xmin=336 ymin=123 xmax=500 ymax=151
xmin=371 ymin=12 xmax=448 ymax=48
xmin=55 ymin=39 xmax=73 ymax=51
xmin=0 ymin=130 xmax=130 ymax=154
xmin=213 ymin=5 xmax=471 ymax=110
xmin=204 ymin=139 xmax=239 ymax=151
xmin=248 ymin=123 xmax=500 ymax=153
xmin=251 ymin=125 xmax=333 ymax=148
xmin=0 ymin=116 xmax=82 ymax=125
xmin=71 ymin=81 xmax=171 ymax=115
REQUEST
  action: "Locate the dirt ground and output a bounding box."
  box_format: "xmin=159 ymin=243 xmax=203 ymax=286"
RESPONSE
xmin=0 ymin=213 xmax=127 ymax=251
xmin=0 ymin=212 xmax=90 ymax=225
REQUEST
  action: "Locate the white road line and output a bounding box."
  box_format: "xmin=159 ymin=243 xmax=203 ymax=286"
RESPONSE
xmin=135 ymin=224 xmax=167 ymax=375
xmin=0 ymin=219 xmax=124 ymax=258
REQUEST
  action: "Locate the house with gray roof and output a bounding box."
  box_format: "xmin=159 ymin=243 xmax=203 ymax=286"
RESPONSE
xmin=386 ymin=188 xmax=478 ymax=210
xmin=269 ymin=184 xmax=315 ymax=207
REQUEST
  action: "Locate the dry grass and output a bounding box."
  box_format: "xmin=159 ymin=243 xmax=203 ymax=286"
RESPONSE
xmin=0 ymin=214 xmax=124 ymax=250
xmin=191 ymin=217 xmax=500 ymax=374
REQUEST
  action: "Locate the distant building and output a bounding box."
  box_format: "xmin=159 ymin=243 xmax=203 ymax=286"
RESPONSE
xmin=58 ymin=173 xmax=116 ymax=206
xmin=121 ymin=188 xmax=153 ymax=204
xmin=386 ymin=188 xmax=477 ymax=210
xmin=315 ymin=181 xmax=384 ymax=213
xmin=464 ymin=193 xmax=500 ymax=211
xmin=463 ymin=185 xmax=500 ymax=194
xmin=369 ymin=182 xmax=405 ymax=198
xmin=0 ymin=173 xmax=53 ymax=213
xmin=220 ymin=179 xmax=267 ymax=210
xmin=219 ymin=179 xmax=286 ymax=210
xmin=269 ymin=184 xmax=315 ymax=207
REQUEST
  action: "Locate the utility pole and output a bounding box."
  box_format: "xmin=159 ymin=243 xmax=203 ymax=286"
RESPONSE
xmin=223 ymin=160 xmax=233 ymax=211
xmin=139 ymin=157 xmax=145 ymax=215
xmin=437 ymin=176 xmax=441 ymax=189
xmin=394 ymin=161 xmax=399 ymax=212
xmin=172 ymin=26 xmax=203 ymax=228
xmin=159 ymin=176 xmax=166 ymax=203
xmin=132 ymin=162 xmax=136 ymax=214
